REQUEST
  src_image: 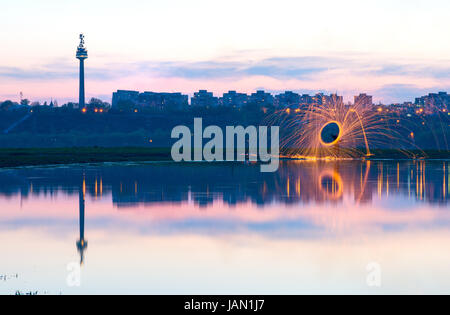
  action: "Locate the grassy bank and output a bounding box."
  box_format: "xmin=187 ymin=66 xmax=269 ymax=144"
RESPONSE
xmin=0 ymin=147 xmax=448 ymax=168
xmin=0 ymin=147 xmax=172 ymax=167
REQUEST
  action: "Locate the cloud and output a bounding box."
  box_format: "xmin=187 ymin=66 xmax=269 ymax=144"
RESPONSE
xmin=133 ymin=57 xmax=334 ymax=80
xmin=0 ymin=56 xmax=349 ymax=81
xmin=1 ymin=54 xmax=449 ymax=104
xmin=2 ymin=55 xmax=450 ymax=82
xmin=372 ymin=64 xmax=450 ymax=79
xmin=375 ymin=84 xmax=447 ymax=103
xmin=0 ymin=62 xmax=130 ymax=81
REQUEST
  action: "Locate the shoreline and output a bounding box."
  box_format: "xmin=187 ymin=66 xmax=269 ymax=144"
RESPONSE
xmin=0 ymin=147 xmax=449 ymax=168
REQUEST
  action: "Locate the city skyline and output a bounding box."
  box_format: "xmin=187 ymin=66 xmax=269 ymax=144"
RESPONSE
xmin=0 ymin=0 xmax=449 ymax=104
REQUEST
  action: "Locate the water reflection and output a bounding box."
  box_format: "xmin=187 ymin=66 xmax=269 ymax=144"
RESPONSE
xmin=0 ymin=160 xmax=449 ymax=294
xmin=76 ymin=177 xmax=87 ymax=265
xmin=0 ymin=161 xmax=447 ymax=207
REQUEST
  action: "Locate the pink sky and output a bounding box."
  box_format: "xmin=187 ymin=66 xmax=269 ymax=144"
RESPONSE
xmin=1 ymin=0 xmax=449 ymax=104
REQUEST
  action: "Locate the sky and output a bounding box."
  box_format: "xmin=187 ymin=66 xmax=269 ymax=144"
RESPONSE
xmin=0 ymin=0 xmax=449 ymax=104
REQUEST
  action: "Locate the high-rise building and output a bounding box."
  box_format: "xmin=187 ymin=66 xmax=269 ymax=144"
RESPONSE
xmin=275 ymin=91 xmax=300 ymax=108
xmin=112 ymin=90 xmax=140 ymax=108
xmin=76 ymin=34 xmax=88 ymax=108
xmin=300 ymin=94 xmax=313 ymax=105
xmin=329 ymin=93 xmax=344 ymax=104
xmin=112 ymin=90 xmax=188 ymax=110
xmin=249 ymin=90 xmax=274 ymax=107
xmin=139 ymin=92 xmax=188 ymax=110
xmin=312 ymin=93 xmax=324 ymax=105
xmin=354 ymin=93 xmax=373 ymax=107
xmin=191 ymin=90 xmax=219 ymax=107
xmin=415 ymin=92 xmax=449 ymax=112
xmin=220 ymin=91 xmax=249 ymax=107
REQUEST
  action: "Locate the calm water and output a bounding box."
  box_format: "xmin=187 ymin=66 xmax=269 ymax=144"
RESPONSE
xmin=0 ymin=160 xmax=449 ymax=295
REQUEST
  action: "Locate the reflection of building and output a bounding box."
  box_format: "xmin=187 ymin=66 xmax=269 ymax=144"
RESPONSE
xmin=76 ymin=178 xmax=88 ymax=265
xmin=0 ymin=161 xmax=447 ymax=208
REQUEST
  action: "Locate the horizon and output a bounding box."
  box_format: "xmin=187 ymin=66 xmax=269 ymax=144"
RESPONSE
xmin=1 ymin=0 xmax=449 ymax=105
xmin=2 ymin=88 xmax=449 ymax=107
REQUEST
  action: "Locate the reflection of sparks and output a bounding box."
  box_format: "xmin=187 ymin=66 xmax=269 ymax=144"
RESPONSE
xmin=318 ymin=170 xmax=344 ymax=200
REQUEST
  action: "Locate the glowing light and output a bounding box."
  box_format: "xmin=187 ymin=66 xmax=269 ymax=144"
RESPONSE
xmin=82 ymin=108 xmax=87 ymax=113
xmin=318 ymin=170 xmax=344 ymax=200
xmin=319 ymin=121 xmax=342 ymax=147
xmin=271 ymin=95 xmax=398 ymax=159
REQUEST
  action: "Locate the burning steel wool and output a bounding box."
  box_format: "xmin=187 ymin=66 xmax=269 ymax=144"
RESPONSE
xmin=271 ymin=95 xmax=402 ymax=159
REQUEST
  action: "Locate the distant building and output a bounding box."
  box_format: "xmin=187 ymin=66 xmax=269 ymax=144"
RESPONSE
xmin=112 ymin=90 xmax=139 ymax=107
xmin=139 ymin=92 xmax=188 ymax=110
xmin=390 ymin=102 xmax=415 ymax=114
xmin=249 ymin=90 xmax=274 ymax=107
xmin=312 ymin=93 xmax=325 ymax=105
xmin=275 ymin=91 xmax=300 ymax=108
xmin=300 ymin=94 xmax=313 ymax=105
xmin=191 ymin=90 xmax=219 ymax=107
xmin=415 ymin=92 xmax=450 ymax=112
xmin=220 ymin=91 xmax=249 ymax=107
xmin=329 ymin=93 xmax=344 ymax=104
xmin=312 ymin=93 xmax=343 ymax=105
xmin=112 ymin=90 xmax=188 ymax=110
xmin=354 ymin=93 xmax=373 ymax=107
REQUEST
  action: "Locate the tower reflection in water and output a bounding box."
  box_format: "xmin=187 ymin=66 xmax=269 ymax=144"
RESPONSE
xmin=0 ymin=161 xmax=447 ymax=266
xmin=0 ymin=161 xmax=447 ymax=208
xmin=76 ymin=177 xmax=87 ymax=265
